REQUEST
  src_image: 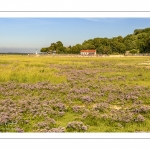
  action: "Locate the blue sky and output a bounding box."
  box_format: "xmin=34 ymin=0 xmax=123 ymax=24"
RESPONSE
xmin=0 ymin=18 xmax=150 ymax=53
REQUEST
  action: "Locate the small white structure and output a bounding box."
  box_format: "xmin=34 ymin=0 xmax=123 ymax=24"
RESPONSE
xmin=80 ymin=50 xmax=96 ymax=56
xmin=35 ymin=49 xmax=40 ymax=57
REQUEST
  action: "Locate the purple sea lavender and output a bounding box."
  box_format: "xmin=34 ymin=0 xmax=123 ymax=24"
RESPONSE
xmin=49 ymin=127 xmax=65 ymax=132
xmin=134 ymin=114 xmax=145 ymax=122
xmin=15 ymin=128 xmax=24 ymax=132
xmin=66 ymin=121 xmax=88 ymax=132
xmin=82 ymin=95 xmax=93 ymax=103
xmin=72 ymin=105 xmax=83 ymax=113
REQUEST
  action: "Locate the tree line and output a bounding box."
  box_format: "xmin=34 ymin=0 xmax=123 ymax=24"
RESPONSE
xmin=40 ymin=27 xmax=150 ymax=54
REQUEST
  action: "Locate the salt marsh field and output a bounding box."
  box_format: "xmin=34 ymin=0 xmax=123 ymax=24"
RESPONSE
xmin=1 ymin=55 xmax=150 ymax=132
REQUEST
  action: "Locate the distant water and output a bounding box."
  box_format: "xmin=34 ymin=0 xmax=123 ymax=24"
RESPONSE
xmin=0 ymin=53 xmax=33 ymax=55
xmin=0 ymin=48 xmax=39 ymax=53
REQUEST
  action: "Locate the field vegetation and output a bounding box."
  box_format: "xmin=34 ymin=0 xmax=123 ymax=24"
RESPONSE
xmin=1 ymin=55 xmax=150 ymax=132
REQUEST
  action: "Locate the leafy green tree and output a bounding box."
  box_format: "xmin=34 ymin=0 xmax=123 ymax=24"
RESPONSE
xmin=117 ymin=36 xmax=123 ymax=43
xmin=40 ymin=47 xmax=49 ymax=53
xmin=82 ymin=45 xmax=88 ymax=50
xmin=146 ymin=37 xmax=150 ymax=52
xmin=129 ymin=49 xmax=139 ymax=54
xmin=71 ymin=44 xmax=82 ymax=54
xmin=57 ymin=46 xmax=66 ymax=54
xmin=97 ymin=45 xmax=112 ymax=54
xmin=134 ymin=29 xmax=142 ymax=35
xmin=123 ymin=34 xmax=137 ymax=51
xmin=56 ymin=41 xmax=63 ymax=47
xmin=88 ymin=44 xmax=95 ymax=49
xmin=93 ymin=38 xmax=101 ymax=48
xmin=136 ymin=33 xmax=150 ymax=53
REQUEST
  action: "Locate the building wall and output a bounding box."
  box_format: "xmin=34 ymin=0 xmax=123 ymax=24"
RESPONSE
xmin=80 ymin=51 xmax=96 ymax=56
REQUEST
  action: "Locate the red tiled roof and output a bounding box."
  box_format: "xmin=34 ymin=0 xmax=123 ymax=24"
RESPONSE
xmin=80 ymin=50 xmax=96 ymax=52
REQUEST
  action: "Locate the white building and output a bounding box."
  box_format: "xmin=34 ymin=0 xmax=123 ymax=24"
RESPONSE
xmin=80 ymin=50 xmax=96 ymax=56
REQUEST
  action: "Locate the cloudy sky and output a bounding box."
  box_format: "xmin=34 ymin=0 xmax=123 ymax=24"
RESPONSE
xmin=0 ymin=18 xmax=150 ymax=53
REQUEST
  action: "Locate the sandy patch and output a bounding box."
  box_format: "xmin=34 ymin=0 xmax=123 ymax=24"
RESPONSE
xmin=110 ymin=105 xmax=122 ymax=110
xmin=140 ymin=62 xmax=150 ymax=65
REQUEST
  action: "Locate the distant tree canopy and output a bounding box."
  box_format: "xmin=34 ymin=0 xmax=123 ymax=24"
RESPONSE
xmin=41 ymin=41 xmax=67 ymax=54
xmin=40 ymin=27 xmax=150 ymax=54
